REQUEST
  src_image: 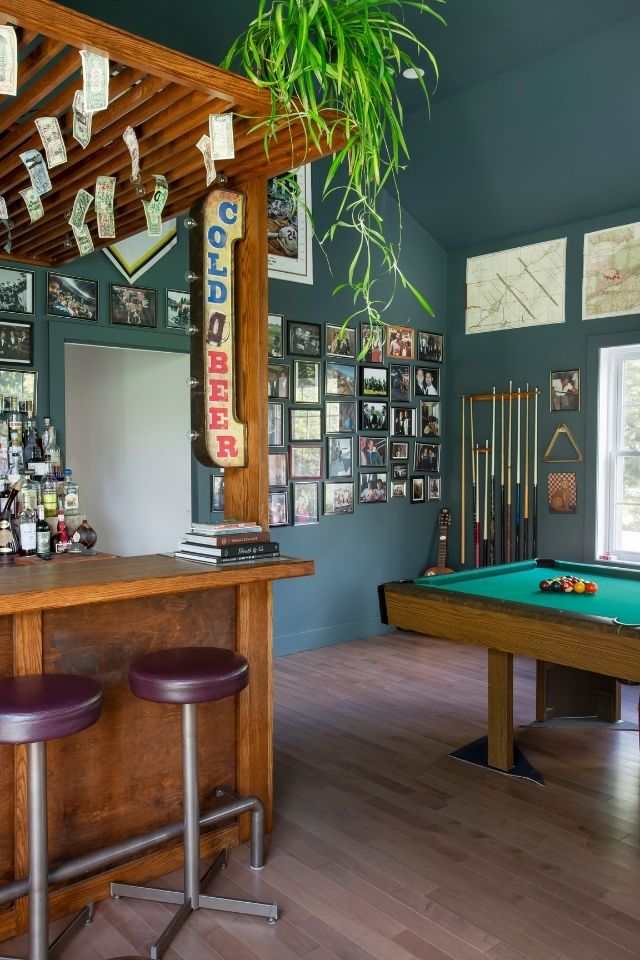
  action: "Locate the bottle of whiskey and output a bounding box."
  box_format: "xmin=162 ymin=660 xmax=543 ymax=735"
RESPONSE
xmin=18 ymin=500 xmax=37 ymax=556
xmin=41 ymin=470 xmax=58 ymax=518
xmin=36 ymin=505 xmax=51 ymax=559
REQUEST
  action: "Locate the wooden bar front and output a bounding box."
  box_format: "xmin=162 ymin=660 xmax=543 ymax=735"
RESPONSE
xmin=0 ymin=554 xmax=313 ymax=940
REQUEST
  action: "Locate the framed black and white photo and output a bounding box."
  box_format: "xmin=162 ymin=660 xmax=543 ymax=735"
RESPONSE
xmin=110 ymin=284 xmax=156 ymax=327
xmin=268 ymin=452 xmax=288 ymax=487
xmin=359 ymin=364 xmax=388 ymax=397
xmin=390 ymin=363 xmax=411 ymax=403
xmin=358 ymin=436 xmax=387 ymax=468
xmin=268 ymin=401 xmax=284 ymax=447
xmin=359 ymin=400 xmax=388 ymax=431
xmin=268 ymin=362 xmax=290 ymax=398
xmin=268 ymin=165 xmax=313 ymax=285
xmin=327 ymin=437 xmax=353 ymax=478
xmin=47 ymin=273 xmax=97 ymax=320
xmin=325 ymin=400 xmax=356 ymax=433
xmin=359 ymin=472 xmax=387 ymax=503
xmin=325 ymin=360 xmax=356 ymax=397
xmin=428 ymin=476 xmax=441 ymax=501
xmin=392 ymin=463 xmax=408 ymax=481
xmin=391 ymin=481 xmax=407 ymax=499
xmin=550 ymin=369 xmax=580 ymax=411
xmin=419 ymin=401 xmax=440 ymax=438
xmin=290 ymin=407 xmax=322 ymax=441
xmin=268 ymin=313 xmax=284 ymax=358
xmin=293 ymin=480 xmax=319 ymax=525
xmin=324 ymin=481 xmax=354 ymax=516
xmin=391 ymin=406 xmax=415 ymax=437
xmin=414 ymin=442 xmax=440 ymax=472
xmin=268 ymin=488 xmax=289 ymax=526
xmin=391 ymin=441 xmax=409 ymax=461
xmin=417 ymin=330 xmax=444 ymax=363
xmin=414 ymin=367 xmax=439 ymax=398
xmin=166 ymin=290 xmax=190 ymax=330
xmin=211 ymin=473 xmax=224 ymax=512
xmin=326 ymin=323 xmax=356 ymax=358
xmin=359 ymin=322 xmax=384 ymax=363
xmin=411 ymin=476 xmax=425 ymax=503
xmin=0 ymin=320 xmax=33 ymax=366
xmin=294 ymin=360 xmax=321 ymax=403
xmin=288 ymin=320 xmax=321 ymax=356
xmin=0 ymin=267 xmax=34 ymax=315
xmin=289 ymin=443 xmax=323 ymax=480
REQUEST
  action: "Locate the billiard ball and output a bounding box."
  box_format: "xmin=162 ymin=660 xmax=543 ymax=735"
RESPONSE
xmin=551 ymin=581 xmax=562 ymax=592
xmin=585 ymin=581 xmax=598 ymax=594
xmin=539 ymin=579 xmax=552 ymax=591
xmin=561 ymin=582 xmax=573 ymax=592
xmin=573 ymin=581 xmax=585 ymax=594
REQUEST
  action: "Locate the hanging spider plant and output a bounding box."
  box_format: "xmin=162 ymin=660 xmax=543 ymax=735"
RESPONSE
xmin=223 ymin=0 xmax=445 ymax=340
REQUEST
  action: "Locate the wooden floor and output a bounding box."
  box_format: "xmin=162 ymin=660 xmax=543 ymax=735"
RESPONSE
xmin=4 ymin=631 xmax=640 ymax=960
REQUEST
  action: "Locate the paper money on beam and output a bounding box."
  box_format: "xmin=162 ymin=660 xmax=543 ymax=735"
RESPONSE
xmin=19 ymin=187 xmax=44 ymax=223
xmin=123 ymin=126 xmax=140 ymax=182
xmin=209 ymin=114 xmax=235 ymax=161
xmin=0 ymin=25 xmax=17 ymax=96
xmin=68 ymin=188 xmax=93 ymax=229
xmin=142 ymin=175 xmax=168 ymax=237
xmin=35 ymin=117 xmax=67 ymax=169
xmin=196 ymin=134 xmax=216 ymax=186
xmin=96 ymin=175 xmax=116 ymax=238
xmin=72 ymin=90 xmax=93 ymax=149
xmin=73 ymin=223 xmax=94 ymax=256
xmin=80 ymin=50 xmax=109 ymax=113
xmin=19 ymin=149 xmax=52 ymax=197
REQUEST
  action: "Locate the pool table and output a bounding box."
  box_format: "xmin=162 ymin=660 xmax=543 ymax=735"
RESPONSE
xmin=379 ymin=559 xmax=640 ymax=773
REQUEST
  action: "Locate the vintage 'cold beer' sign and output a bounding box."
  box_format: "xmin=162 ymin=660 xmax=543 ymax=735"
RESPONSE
xmin=189 ymin=187 xmax=247 ymax=467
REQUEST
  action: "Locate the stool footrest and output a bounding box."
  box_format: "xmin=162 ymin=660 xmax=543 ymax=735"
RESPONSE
xmin=199 ymin=893 xmax=278 ymax=921
xmin=111 ymin=883 xmax=184 ymax=906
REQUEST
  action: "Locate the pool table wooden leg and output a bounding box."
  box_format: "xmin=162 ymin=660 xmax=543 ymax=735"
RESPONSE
xmin=488 ymin=648 xmax=514 ymax=770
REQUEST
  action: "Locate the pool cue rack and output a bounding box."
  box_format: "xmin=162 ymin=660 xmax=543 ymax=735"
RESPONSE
xmin=460 ymin=387 xmax=540 ymax=568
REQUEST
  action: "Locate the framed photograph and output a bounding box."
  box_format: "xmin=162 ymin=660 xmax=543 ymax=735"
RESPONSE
xmin=268 ymin=452 xmax=288 ymax=487
xmin=211 ymin=473 xmax=224 ymax=512
xmin=0 ymin=267 xmax=34 ymax=314
xmin=325 ymin=360 xmax=356 ymax=397
xmin=294 ymin=360 xmax=320 ymax=403
xmin=391 ymin=480 xmax=407 ymax=499
xmin=411 ymin=476 xmax=425 ymax=503
xmin=0 ymin=369 xmax=37 ymax=412
xmin=166 ymin=289 xmax=190 ymax=330
xmin=392 ymin=463 xmax=408 ymax=480
xmin=385 ymin=324 xmax=414 ymax=360
xmin=290 ymin=407 xmax=322 ymax=441
xmin=289 ymin=443 xmax=323 ymax=480
xmin=268 ymin=313 xmax=284 ymax=358
xmin=359 ymin=472 xmax=387 ymax=503
xmin=268 ymin=488 xmax=289 ymax=526
xmin=550 ymin=369 xmax=580 ymax=411
xmin=268 ymin=362 xmax=290 ymax=398
xmin=428 ymin=476 xmax=441 ymax=501
xmin=391 ymin=406 xmax=415 ymax=437
xmin=325 ymin=400 xmax=356 ymax=433
xmin=110 ymin=284 xmax=156 ymax=327
xmin=0 ymin=320 xmax=33 ymax=366
xmin=414 ymin=442 xmax=440 ymax=472
xmin=391 ymin=441 xmax=409 ymax=461
xmin=417 ymin=330 xmax=444 ymax=363
xmin=326 ymin=324 xmax=355 ymax=358
xmin=359 ymin=322 xmax=384 ymax=363
xmin=293 ymin=481 xmax=319 ymax=525
xmin=414 ymin=367 xmax=439 ymax=397
xmin=268 ymin=401 xmax=284 ymax=447
xmin=47 ymin=273 xmax=97 ymax=320
xmin=419 ymin=401 xmax=440 ymax=438
xmin=358 ymin=436 xmax=387 ymax=468
xmin=548 ymin=471 xmax=577 ymax=513
xmin=359 ymin=400 xmax=388 ymax=431
xmin=359 ymin=365 xmax=389 ymax=398
xmin=327 ymin=437 xmax=353 ymax=478
xmin=390 ymin=363 xmax=411 ymax=403
xmin=324 ymin=481 xmax=355 ymax=516
xmin=268 ymin=165 xmax=313 ymax=285
xmin=288 ymin=320 xmax=321 ymax=357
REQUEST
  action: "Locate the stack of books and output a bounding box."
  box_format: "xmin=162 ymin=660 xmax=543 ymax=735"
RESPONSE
xmin=175 ymin=520 xmax=280 ymax=566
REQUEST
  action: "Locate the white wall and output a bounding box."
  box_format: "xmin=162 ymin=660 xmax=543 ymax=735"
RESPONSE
xmin=64 ymin=344 xmax=191 ymax=556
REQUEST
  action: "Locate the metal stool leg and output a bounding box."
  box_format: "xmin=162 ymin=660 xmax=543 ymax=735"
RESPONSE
xmin=29 ymin=741 xmax=49 ymax=960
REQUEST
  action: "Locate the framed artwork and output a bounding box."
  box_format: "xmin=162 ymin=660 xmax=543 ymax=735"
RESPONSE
xmin=211 ymin=473 xmax=224 ymax=512
xmin=327 ymin=437 xmax=353 ymax=478
xmin=268 ymin=313 xmax=284 ymax=358
xmin=47 ymin=273 xmax=97 ymax=320
xmin=385 ymin=324 xmax=414 ymax=360
xmin=325 ymin=360 xmax=356 ymax=397
xmin=0 ymin=267 xmax=34 ymax=314
xmin=293 ymin=480 xmax=319 ymax=525
xmin=110 ymin=284 xmax=156 ymax=327
xmin=288 ymin=320 xmax=321 ymax=356
xmin=391 ymin=406 xmax=415 ymax=437
xmin=267 ymin=165 xmax=313 ymax=285
xmin=358 ymin=436 xmax=387 ymax=468
xmin=414 ymin=366 xmax=439 ymax=397
xmin=268 ymin=488 xmax=289 ymax=526
xmin=268 ymin=401 xmax=284 ymax=447
xmin=268 ymin=452 xmax=288 ymax=487
xmin=0 ymin=369 xmax=37 ymax=411
xmin=359 ymin=364 xmax=389 ymax=397
xmin=289 ymin=443 xmax=323 ymax=480
xmin=326 ymin=323 xmax=355 ymax=358
xmin=359 ymin=400 xmax=388 ymax=431
xmin=414 ymin=442 xmax=440 ymax=472
xmin=166 ymin=289 xmax=190 ymax=330
xmin=428 ymin=476 xmax=441 ymax=501
xmin=359 ymin=322 xmax=384 ymax=363
xmin=392 ymin=463 xmax=408 ymax=480
xmin=325 ymin=400 xmax=356 ymax=433
xmin=391 ymin=441 xmax=409 ymax=461
xmin=359 ymin=472 xmax=387 ymax=503
xmin=417 ymin=330 xmax=444 ymax=363
xmin=290 ymin=407 xmax=322 ymax=441
xmin=419 ymin=401 xmax=440 ymax=438
xmin=411 ymin=476 xmax=425 ymax=503
xmin=391 ymin=481 xmax=407 ymax=499
xmin=390 ymin=363 xmax=411 ymax=403
xmin=324 ymin=481 xmax=355 ymax=516
xmin=268 ymin=362 xmax=290 ymax=398
xmin=550 ymin=369 xmax=580 ymax=411
xmin=0 ymin=320 xmax=33 ymax=366
xmin=548 ymin=471 xmax=577 ymax=513
xmin=294 ymin=360 xmax=321 ymax=403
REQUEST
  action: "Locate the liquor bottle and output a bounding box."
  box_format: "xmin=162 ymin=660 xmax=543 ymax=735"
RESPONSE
xmin=0 ymin=480 xmax=22 ymax=564
xmin=44 ymin=423 xmax=62 ymax=470
xmin=55 ymin=509 xmax=70 ymax=553
xmin=0 ymin=476 xmax=9 ymax=513
xmin=36 ymin=505 xmax=51 ymax=559
xmin=41 ymin=469 xmax=58 ymax=518
xmin=8 ymin=397 xmax=23 ymax=447
xmin=23 ymin=413 xmax=42 ymax=466
xmin=0 ymin=397 xmax=9 ymax=475
xmin=62 ymin=468 xmax=79 ymax=515
xmin=18 ymin=500 xmax=37 ymax=556
xmin=40 ymin=416 xmax=51 ymax=452
xmin=20 ymin=472 xmax=38 ymax=512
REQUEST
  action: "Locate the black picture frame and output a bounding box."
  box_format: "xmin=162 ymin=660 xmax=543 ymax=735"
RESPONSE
xmin=325 ymin=400 xmax=357 ymax=433
xmin=268 ymin=452 xmax=288 ymax=486
xmin=0 ymin=320 xmax=33 ymax=366
xmin=211 ymin=473 xmax=224 ymax=512
xmin=358 ymin=436 xmax=388 ymax=468
xmin=390 ymin=363 xmax=411 ymax=403
xmin=0 ymin=267 xmax=34 ymax=315
xmin=359 ymin=322 xmax=384 ymax=363
xmin=326 ymin=323 xmax=356 ymax=358
xmin=419 ymin=401 xmax=440 ymax=438
xmin=110 ymin=283 xmax=156 ymax=327
xmin=390 ymin=441 xmax=409 ymax=461
xmin=268 ymin=313 xmax=284 ymax=358
xmin=391 ymin=480 xmax=407 ymax=499
xmin=410 ymin=476 xmax=425 ymax=503
xmin=288 ymin=320 xmax=321 ymax=356
xmin=268 ymin=362 xmax=290 ymax=399
xmin=268 ymin=401 xmax=284 ymax=447
xmin=292 ymin=481 xmax=319 ymax=525
xmin=417 ymin=330 xmax=444 ymax=363
xmin=392 ymin=463 xmax=408 ymax=480
xmin=290 ymin=407 xmax=323 ymax=441
xmin=289 ymin=443 xmax=324 ymax=480
xmin=359 ymin=472 xmax=388 ymax=503
xmin=324 ymin=481 xmax=355 ymax=516
xmin=391 ymin=406 xmax=415 ymax=437
xmin=414 ymin=366 xmax=439 ymax=398
xmin=268 ymin=488 xmax=289 ymax=526
xmin=294 ymin=360 xmax=321 ymax=403
xmin=327 ymin=436 xmax=353 ymax=478
xmin=325 ymin=360 xmax=356 ymax=397
xmin=359 ymin=364 xmax=389 ymax=397
xmin=414 ymin=442 xmax=440 ymax=472
xmin=359 ymin=400 xmax=388 ymax=431
xmin=166 ymin=289 xmax=190 ymax=330
xmin=47 ymin=272 xmax=98 ymax=320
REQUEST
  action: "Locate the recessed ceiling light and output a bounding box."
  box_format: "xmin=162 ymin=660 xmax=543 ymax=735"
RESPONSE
xmin=402 ymin=67 xmax=425 ymax=80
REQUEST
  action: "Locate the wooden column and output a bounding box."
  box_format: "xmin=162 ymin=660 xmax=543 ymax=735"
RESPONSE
xmin=487 ymin=648 xmax=513 ymax=770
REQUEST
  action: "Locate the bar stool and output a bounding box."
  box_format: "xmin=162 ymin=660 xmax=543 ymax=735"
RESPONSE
xmin=111 ymin=647 xmax=278 ymax=960
xmin=0 ymin=673 xmax=102 ymax=960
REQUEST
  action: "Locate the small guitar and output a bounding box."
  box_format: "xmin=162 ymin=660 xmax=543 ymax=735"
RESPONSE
xmin=423 ymin=508 xmax=454 ymax=576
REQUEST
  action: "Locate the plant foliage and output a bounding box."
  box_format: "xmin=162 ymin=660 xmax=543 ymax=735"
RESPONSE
xmin=223 ymin=0 xmax=445 ymax=334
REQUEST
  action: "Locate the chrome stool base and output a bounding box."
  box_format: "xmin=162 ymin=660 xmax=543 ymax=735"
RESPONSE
xmin=0 ymin=901 xmax=94 ymax=960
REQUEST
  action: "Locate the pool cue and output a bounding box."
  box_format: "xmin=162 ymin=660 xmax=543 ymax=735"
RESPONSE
xmin=474 ymin=443 xmax=481 ymax=568
xmin=470 ymin=398 xmax=479 ymax=568
xmin=515 ymin=386 xmax=521 ymax=561
xmin=461 ymin=396 xmax=466 ymax=565
xmin=482 ymin=440 xmax=489 ymax=567
xmin=489 ymin=388 xmax=496 ymax=565
xmin=532 ymin=387 xmax=538 ymax=556
xmin=524 ymin=383 xmax=530 ymax=558
xmin=500 ymin=393 xmax=505 ymax=563
xmin=506 ymin=381 xmax=512 ymax=563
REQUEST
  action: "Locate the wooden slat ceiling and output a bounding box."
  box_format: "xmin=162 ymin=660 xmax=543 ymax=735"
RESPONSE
xmin=0 ymin=0 xmax=336 ymax=267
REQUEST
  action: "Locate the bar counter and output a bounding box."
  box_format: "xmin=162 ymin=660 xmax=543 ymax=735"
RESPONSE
xmin=0 ymin=553 xmax=314 ymax=939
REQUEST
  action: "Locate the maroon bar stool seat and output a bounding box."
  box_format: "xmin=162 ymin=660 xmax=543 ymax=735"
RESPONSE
xmin=111 ymin=646 xmax=277 ymax=960
xmin=0 ymin=673 xmax=102 ymax=960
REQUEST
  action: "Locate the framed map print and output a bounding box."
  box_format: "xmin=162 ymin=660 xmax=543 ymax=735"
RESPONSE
xmin=582 ymin=222 xmax=640 ymax=319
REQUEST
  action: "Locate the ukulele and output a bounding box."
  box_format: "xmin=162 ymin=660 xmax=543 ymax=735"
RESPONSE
xmin=422 ymin=508 xmax=454 ymax=576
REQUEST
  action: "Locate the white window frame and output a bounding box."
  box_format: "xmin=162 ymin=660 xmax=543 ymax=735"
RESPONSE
xmin=596 ymin=343 xmax=640 ymax=564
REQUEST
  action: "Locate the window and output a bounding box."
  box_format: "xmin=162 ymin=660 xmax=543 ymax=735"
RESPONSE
xmin=597 ymin=344 xmax=640 ymax=563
